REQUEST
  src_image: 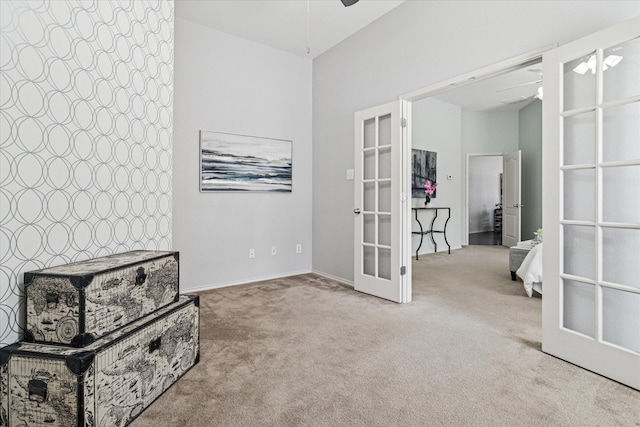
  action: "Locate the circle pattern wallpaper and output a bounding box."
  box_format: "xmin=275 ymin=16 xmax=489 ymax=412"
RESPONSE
xmin=0 ymin=0 xmax=174 ymax=345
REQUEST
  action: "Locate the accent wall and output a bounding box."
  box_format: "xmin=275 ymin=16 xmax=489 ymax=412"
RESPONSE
xmin=0 ymin=0 xmax=174 ymax=346
xmin=519 ymin=99 xmax=543 ymax=240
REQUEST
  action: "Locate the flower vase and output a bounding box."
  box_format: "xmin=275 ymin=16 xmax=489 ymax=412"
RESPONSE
xmin=424 ymin=195 xmax=431 ymax=206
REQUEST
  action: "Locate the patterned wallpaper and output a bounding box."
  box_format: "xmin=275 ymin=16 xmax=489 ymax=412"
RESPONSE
xmin=0 ymin=0 xmax=174 ymax=346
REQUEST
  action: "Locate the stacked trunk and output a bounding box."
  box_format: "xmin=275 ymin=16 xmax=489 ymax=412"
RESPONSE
xmin=0 ymin=251 xmax=199 ymax=427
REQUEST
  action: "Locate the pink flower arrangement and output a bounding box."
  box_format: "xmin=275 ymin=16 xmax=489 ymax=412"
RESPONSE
xmin=424 ymin=180 xmax=437 ymax=205
xmin=425 ymin=180 xmax=437 ymax=196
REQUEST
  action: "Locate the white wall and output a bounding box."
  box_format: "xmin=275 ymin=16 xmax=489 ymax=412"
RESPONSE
xmin=173 ymin=18 xmax=313 ymax=291
xmin=411 ymin=98 xmax=461 ymax=255
xmin=312 ymin=1 xmax=639 ymax=283
xmin=469 ymin=156 xmax=503 ymax=233
xmin=0 ymin=0 xmax=174 ymax=346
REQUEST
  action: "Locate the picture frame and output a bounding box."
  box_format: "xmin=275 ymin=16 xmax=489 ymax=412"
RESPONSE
xmin=411 ymin=148 xmax=437 ymax=198
xmin=200 ymin=130 xmax=292 ymax=192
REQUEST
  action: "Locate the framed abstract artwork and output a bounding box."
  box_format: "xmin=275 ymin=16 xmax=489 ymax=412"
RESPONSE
xmin=200 ymin=130 xmax=292 ymax=192
xmin=411 ymin=149 xmax=437 ymax=198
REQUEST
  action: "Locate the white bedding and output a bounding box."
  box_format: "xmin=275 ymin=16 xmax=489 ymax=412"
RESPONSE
xmin=516 ymin=242 xmax=543 ymax=297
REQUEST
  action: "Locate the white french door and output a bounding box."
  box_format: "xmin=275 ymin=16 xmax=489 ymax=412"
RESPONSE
xmin=353 ymin=101 xmax=410 ymax=303
xmin=502 ymin=150 xmax=522 ymax=247
xmin=542 ymin=16 xmax=640 ymax=390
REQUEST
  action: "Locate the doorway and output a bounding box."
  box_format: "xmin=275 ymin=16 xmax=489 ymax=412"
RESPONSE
xmin=467 ymin=154 xmax=503 ymax=245
xmin=405 ymin=56 xmax=543 ymax=252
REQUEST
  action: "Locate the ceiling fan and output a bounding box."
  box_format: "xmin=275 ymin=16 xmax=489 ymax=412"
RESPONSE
xmin=497 ymin=68 xmax=543 ymax=104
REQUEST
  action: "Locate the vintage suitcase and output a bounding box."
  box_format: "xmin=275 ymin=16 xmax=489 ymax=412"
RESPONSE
xmin=24 ymin=251 xmax=179 ymax=346
xmin=0 ymin=295 xmax=199 ymax=427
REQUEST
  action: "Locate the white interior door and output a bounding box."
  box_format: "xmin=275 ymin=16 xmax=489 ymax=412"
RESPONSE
xmin=502 ymin=150 xmax=522 ymax=247
xmin=542 ymin=16 xmax=640 ymax=390
xmin=354 ymin=101 xmax=409 ymax=303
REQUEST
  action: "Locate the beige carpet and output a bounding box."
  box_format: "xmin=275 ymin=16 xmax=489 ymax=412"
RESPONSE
xmin=132 ymin=246 xmax=639 ymax=426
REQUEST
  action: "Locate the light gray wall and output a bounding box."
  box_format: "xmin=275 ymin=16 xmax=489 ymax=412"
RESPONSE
xmin=411 ymin=98 xmax=461 ymax=255
xmin=461 ymin=111 xmax=519 ymax=155
xmin=469 ymin=156 xmax=503 ymax=234
xmin=173 ymin=18 xmax=312 ymax=292
xmin=312 ymin=1 xmax=638 ymax=282
xmin=0 ymin=0 xmax=174 ymax=346
xmin=519 ymin=99 xmax=543 ymax=240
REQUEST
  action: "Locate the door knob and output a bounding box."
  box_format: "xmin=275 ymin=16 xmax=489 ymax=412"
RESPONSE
xmin=513 ymin=204 xmax=519 ymax=208
xmin=354 ymin=208 xmax=361 ymax=214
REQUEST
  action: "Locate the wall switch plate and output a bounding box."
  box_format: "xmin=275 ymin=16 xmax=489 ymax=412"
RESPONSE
xmin=296 ymin=244 xmax=302 ymax=254
xmin=249 ymin=249 xmax=255 ymax=259
xmin=271 ymin=246 xmax=277 ymax=256
xmin=346 ymin=169 xmax=354 ymax=180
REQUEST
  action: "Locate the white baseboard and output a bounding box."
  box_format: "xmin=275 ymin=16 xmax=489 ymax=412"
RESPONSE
xmin=311 ymin=269 xmax=354 ymax=287
xmin=181 ymin=269 xmax=313 ymax=294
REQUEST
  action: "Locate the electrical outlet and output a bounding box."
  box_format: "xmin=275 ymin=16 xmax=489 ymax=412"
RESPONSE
xmin=296 ymin=244 xmax=302 ymax=254
xmin=249 ymin=249 xmax=255 ymax=259
xmin=271 ymin=246 xmax=277 ymax=256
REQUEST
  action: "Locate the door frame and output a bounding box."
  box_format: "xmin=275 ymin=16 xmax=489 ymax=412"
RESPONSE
xmin=464 ymin=153 xmax=504 ymax=246
xmin=400 ymin=46 xmax=553 ymax=255
xmin=357 ymin=46 xmax=554 ymax=304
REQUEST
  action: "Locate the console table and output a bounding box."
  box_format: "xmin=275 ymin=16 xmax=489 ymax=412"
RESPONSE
xmin=412 ymin=207 xmax=451 ymax=260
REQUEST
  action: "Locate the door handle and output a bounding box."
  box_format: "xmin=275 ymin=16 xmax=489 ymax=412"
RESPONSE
xmin=354 ymin=208 xmax=361 ymax=214
xmin=513 ymin=204 xmax=519 ymax=208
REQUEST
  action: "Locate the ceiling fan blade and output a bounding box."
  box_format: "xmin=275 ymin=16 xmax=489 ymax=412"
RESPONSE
xmin=496 ymin=79 xmax=542 ymax=92
xmin=500 ymin=94 xmax=536 ymax=105
xmin=341 ymin=0 xmax=360 ymax=6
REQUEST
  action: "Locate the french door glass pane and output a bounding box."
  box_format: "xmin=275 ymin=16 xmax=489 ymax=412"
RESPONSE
xmin=563 ymin=112 xmax=595 ymax=165
xmin=602 ymin=227 xmax=640 ymax=289
xmin=378 ymin=181 xmax=391 ymax=213
xmin=603 ymin=102 xmax=640 ymax=163
xmin=363 ymin=246 xmax=375 ymax=277
xmin=364 ymin=150 xmax=375 ymax=180
xmin=602 ymin=165 xmax=640 ymax=224
xmin=603 ymin=37 xmax=640 ymax=102
xmin=378 ymin=248 xmax=391 ymax=280
xmin=378 ymin=214 xmax=391 ymax=247
xmin=378 ymin=147 xmax=391 ymax=179
xmin=563 ymin=53 xmax=596 ymax=111
xmin=602 ymin=287 xmax=640 ymax=353
xmin=363 ymin=118 xmax=375 ymax=148
xmin=563 ymin=279 xmax=595 ymax=338
xmin=363 ymin=182 xmax=375 ymax=212
xmin=563 ymin=225 xmax=595 ymax=280
xmin=378 ymin=114 xmax=391 ymax=146
xmin=363 ymin=214 xmax=375 ymax=245
xmin=563 ymin=169 xmax=595 ymax=222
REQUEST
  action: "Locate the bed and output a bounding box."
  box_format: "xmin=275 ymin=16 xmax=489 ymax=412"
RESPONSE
xmin=516 ymin=242 xmax=543 ymax=297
